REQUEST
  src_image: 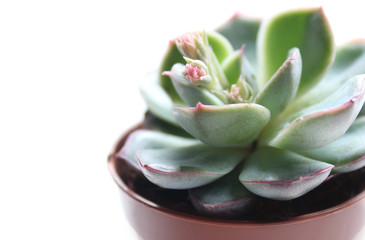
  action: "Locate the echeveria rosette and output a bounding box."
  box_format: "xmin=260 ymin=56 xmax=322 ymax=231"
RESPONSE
xmin=122 ymin=8 xmax=365 ymax=217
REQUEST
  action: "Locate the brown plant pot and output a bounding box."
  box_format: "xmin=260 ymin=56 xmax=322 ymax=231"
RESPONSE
xmin=108 ymin=125 xmax=365 ymax=240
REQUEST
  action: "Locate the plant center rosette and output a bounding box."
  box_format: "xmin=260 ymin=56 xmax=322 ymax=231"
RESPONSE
xmin=118 ymin=8 xmax=365 ymax=217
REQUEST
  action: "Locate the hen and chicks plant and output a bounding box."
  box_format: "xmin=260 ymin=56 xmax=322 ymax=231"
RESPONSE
xmin=118 ymin=8 xmax=365 ymax=217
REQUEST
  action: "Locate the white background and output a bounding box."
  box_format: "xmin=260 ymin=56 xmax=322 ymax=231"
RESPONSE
xmin=1 ymin=0 xmax=365 ymax=239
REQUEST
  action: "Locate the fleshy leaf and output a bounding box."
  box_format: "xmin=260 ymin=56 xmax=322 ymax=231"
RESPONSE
xmin=264 ymin=75 xmax=365 ymax=150
xmin=299 ymin=116 xmax=365 ymax=173
xmin=159 ymin=42 xmax=185 ymax=104
xmin=143 ymin=112 xmax=192 ymax=138
xmin=118 ymin=129 xmax=199 ymax=170
xmin=255 ymin=48 xmax=302 ymax=119
xmin=242 ymin=53 xmax=259 ymax=94
xmin=257 ymin=8 xmax=334 ymax=95
xmin=137 ymin=145 xmax=246 ymax=189
xmin=172 ymin=103 xmax=270 ymax=147
xmin=239 ymin=146 xmax=334 ymax=200
xmin=217 ymin=14 xmax=261 ymax=68
xmin=207 ymin=31 xmax=234 ymax=63
xmin=164 ymin=63 xmax=224 ymax=106
xmin=360 ymin=104 xmax=365 ymax=117
xmin=140 ymin=72 xmax=178 ymax=125
xmin=221 ymin=48 xmax=244 ymax=86
xmin=222 ymin=47 xmax=258 ymax=92
xmin=288 ymin=40 xmax=365 ymax=113
xmin=190 ymin=166 xmax=255 ymax=218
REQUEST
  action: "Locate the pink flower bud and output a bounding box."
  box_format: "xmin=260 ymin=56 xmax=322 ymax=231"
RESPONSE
xmin=184 ymin=64 xmax=207 ymax=86
xmin=176 ymin=33 xmax=202 ymax=59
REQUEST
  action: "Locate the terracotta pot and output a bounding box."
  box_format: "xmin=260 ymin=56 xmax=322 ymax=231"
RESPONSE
xmin=108 ymin=126 xmax=365 ymax=240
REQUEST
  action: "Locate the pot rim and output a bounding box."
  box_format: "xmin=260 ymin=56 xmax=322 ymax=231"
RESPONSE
xmin=108 ymin=125 xmax=365 ymax=227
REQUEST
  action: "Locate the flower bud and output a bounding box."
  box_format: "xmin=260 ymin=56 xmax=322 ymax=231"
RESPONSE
xmin=176 ymin=32 xmax=208 ymax=60
xmin=184 ymin=64 xmax=212 ymax=86
xmin=224 ymin=77 xmax=254 ymax=103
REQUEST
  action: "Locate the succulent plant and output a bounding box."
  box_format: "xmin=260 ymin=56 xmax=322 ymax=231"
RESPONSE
xmin=118 ymin=8 xmax=365 ymax=217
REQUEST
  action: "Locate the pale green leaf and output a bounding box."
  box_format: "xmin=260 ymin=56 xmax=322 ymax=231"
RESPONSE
xmin=239 ymin=146 xmax=333 ymax=200
xmin=172 ymin=103 xmax=270 ymax=147
xmin=207 ymin=31 xmax=234 ymax=63
xmin=255 ymin=48 xmax=302 ymax=119
xmin=140 ymin=72 xmax=178 ymax=125
xmin=190 ymin=167 xmax=255 ymax=218
xmin=263 ymin=75 xmax=365 ymax=150
xmin=118 ymin=129 xmax=199 ymax=169
xmin=288 ymin=41 xmax=365 ymax=113
xmin=137 ymin=145 xmax=246 ymax=189
xmin=221 ymin=49 xmax=243 ymax=86
xmin=299 ymin=116 xmax=365 ymax=173
xmin=257 ymin=8 xmax=334 ymax=95
xmin=217 ymin=14 xmax=261 ymax=68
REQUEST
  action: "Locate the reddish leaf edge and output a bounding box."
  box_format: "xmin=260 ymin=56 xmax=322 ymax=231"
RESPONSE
xmin=271 ymin=85 xmax=365 ymax=145
xmin=334 ymin=155 xmax=365 ymax=171
xmin=240 ymin=166 xmax=334 ymax=184
xmin=137 ymin=151 xmax=222 ymax=176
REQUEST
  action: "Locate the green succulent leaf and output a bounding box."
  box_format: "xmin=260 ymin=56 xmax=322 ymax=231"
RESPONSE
xmin=189 ymin=167 xmax=255 ymax=218
xmin=159 ymin=42 xmax=186 ymax=104
xmin=172 ymin=103 xmax=270 ymax=147
xmin=118 ymin=129 xmax=199 ymax=170
xmin=221 ymin=47 xmax=259 ymax=93
xmin=255 ymin=48 xmax=302 ymax=119
xmin=325 ymin=41 xmax=365 ymax=82
xmin=264 ymin=75 xmax=365 ymax=150
xmin=239 ymin=146 xmax=333 ymax=200
xmin=257 ymin=8 xmax=334 ymax=95
xmin=299 ymin=116 xmax=365 ymax=173
xmin=165 ymin=63 xmax=225 ymax=106
xmin=140 ymin=73 xmax=178 ymax=125
xmin=242 ymin=53 xmax=259 ymax=94
xmin=289 ymin=40 xmax=365 ymax=113
xmin=360 ymin=105 xmax=365 ymax=117
xmin=207 ymin=31 xmax=234 ymax=63
xmin=137 ymin=145 xmax=247 ymax=189
xmin=221 ymin=48 xmax=244 ymax=86
xmin=217 ymin=14 xmax=261 ymax=68
xmin=143 ymin=112 xmax=192 ymax=138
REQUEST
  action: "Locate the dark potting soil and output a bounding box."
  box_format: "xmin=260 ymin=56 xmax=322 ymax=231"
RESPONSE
xmin=112 ymin=118 xmax=365 ymax=221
